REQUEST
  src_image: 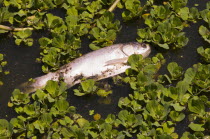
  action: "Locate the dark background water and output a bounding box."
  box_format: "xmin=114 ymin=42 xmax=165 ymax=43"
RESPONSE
xmin=0 ymin=0 xmax=209 ymax=136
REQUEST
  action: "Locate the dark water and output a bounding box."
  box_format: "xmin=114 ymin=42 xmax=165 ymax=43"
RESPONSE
xmin=0 ymin=32 xmax=43 ymax=119
xmin=0 ymin=0 xmax=209 ymax=136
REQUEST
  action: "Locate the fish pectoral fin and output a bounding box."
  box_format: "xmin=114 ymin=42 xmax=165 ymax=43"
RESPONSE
xmin=105 ymin=57 xmax=128 ymax=66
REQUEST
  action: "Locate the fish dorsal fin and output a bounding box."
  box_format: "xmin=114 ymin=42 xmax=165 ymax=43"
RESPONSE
xmin=105 ymin=57 xmax=128 ymax=66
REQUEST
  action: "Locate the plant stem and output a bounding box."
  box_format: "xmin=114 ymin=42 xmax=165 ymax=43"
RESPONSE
xmin=0 ymin=25 xmax=11 ymax=31
xmin=108 ymin=0 xmax=121 ymax=12
xmin=13 ymin=27 xmax=33 ymax=31
xmin=0 ymin=25 xmax=33 ymax=31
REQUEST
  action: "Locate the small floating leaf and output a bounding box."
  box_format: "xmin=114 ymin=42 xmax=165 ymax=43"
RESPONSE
xmin=169 ymin=111 xmax=185 ymax=122
xmin=188 ymin=96 xmax=205 ymax=115
xmin=188 ymin=123 xmax=205 ymax=131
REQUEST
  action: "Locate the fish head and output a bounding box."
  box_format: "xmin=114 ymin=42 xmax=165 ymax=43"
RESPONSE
xmin=121 ymin=42 xmax=151 ymax=58
xmin=133 ymin=42 xmax=151 ymax=58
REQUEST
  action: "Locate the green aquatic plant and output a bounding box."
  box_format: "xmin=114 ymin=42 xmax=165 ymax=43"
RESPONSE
xmin=0 ymin=0 xmax=121 ymax=72
xmin=1 ymin=57 xmax=210 ymax=138
xmin=197 ymin=46 xmax=210 ymax=63
xmin=14 ymin=29 xmax=33 ymax=46
xmin=197 ymin=2 xmax=210 ymax=63
xmin=200 ymin=1 xmax=210 ymax=28
xmin=89 ymin=11 xmax=121 ymax=50
xmin=118 ymin=54 xmax=210 ymax=137
xmin=7 ymin=81 xmax=77 ymax=138
xmin=74 ymin=79 xmax=112 ymax=97
xmin=0 ymin=54 xmax=7 ymax=85
xmin=0 ymin=0 xmax=210 ymax=138
xmin=137 ymin=0 xmax=200 ymax=49
xmin=199 ymin=25 xmax=210 ymax=44
xmin=0 ymin=119 xmax=13 ymax=138
xmin=167 ymin=62 xmax=183 ymax=80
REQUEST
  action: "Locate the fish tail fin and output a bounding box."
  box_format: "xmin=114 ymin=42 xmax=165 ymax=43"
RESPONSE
xmin=17 ymin=80 xmax=39 ymax=94
xmin=17 ymin=72 xmax=57 ymax=94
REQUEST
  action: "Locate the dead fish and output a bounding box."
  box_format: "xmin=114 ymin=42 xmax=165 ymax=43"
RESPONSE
xmin=19 ymin=42 xmax=151 ymax=93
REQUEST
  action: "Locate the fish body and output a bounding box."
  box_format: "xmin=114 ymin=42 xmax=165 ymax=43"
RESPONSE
xmin=20 ymin=42 xmax=151 ymax=93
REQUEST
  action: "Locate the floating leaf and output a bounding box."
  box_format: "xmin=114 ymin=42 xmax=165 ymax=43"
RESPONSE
xmin=23 ymin=104 xmax=36 ymax=116
xmin=54 ymin=100 xmax=69 ymax=113
xmin=80 ymin=79 xmax=97 ymax=93
xmin=158 ymin=43 xmax=169 ymax=49
xmin=188 ymin=96 xmax=205 ymax=115
xmin=10 ymin=89 xmax=30 ymax=105
xmin=145 ymin=100 xmax=169 ymax=121
xmin=14 ymin=29 xmax=33 ymax=46
xmin=0 ymin=119 xmax=13 ymax=138
xmin=96 ymin=89 xmax=112 ymax=97
xmin=171 ymin=103 xmax=185 ymax=111
xmin=60 ymin=127 xmax=74 ymax=138
xmin=167 ymin=62 xmax=183 ymax=80
xmin=41 ymin=113 xmax=53 ymax=125
xmin=199 ymin=25 xmax=210 ymax=43
xmin=188 ymin=123 xmax=205 ymax=131
xmin=122 ymin=0 xmax=142 ymax=21
xmin=76 ymin=118 xmax=89 ymax=128
xmin=183 ymin=68 xmax=196 ymax=84
xmin=45 ymin=14 xmax=63 ymax=29
xmin=127 ymin=54 xmax=143 ymax=71
xmin=162 ymin=121 xmax=175 ymax=134
xmin=169 ymin=111 xmax=185 ymax=122
xmin=45 ymin=80 xmax=58 ymax=96
xmin=178 ymin=7 xmax=190 ymax=20
xmin=15 ymin=29 xmax=32 ymax=39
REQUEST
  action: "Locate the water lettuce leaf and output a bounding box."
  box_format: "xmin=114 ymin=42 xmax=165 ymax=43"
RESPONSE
xmin=74 ymin=79 xmax=98 ymax=96
xmin=171 ymin=0 xmax=188 ymax=12
xmin=167 ymin=62 xmax=183 ymax=80
xmin=137 ymin=0 xmax=196 ymax=49
xmin=0 ymin=119 xmax=13 ymax=138
xmin=54 ymin=100 xmax=70 ymax=113
xmin=127 ymin=54 xmax=143 ymax=71
xmin=0 ymin=7 xmax=13 ymax=23
xmin=145 ymin=100 xmax=169 ymax=121
xmin=169 ymin=111 xmax=185 ymax=122
xmin=199 ymin=25 xmax=210 ymax=43
xmin=10 ymin=89 xmax=30 ymax=105
xmin=122 ymin=0 xmax=142 ymax=21
xmin=200 ymin=7 xmax=210 ymax=27
xmin=14 ymin=29 xmax=33 ymax=46
xmin=188 ymin=123 xmax=205 ymax=132
xmin=183 ymin=68 xmax=196 ymax=84
xmin=89 ymin=12 xmax=120 ymax=50
xmin=45 ymin=14 xmax=65 ymax=31
xmin=41 ymin=113 xmax=53 ymax=125
xmin=45 ymin=80 xmax=59 ymax=97
xmin=96 ymin=89 xmax=112 ymax=97
xmin=188 ymin=96 xmax=205 ymax=115
xmin=116 ymin=109 xmax=142 ymax=134
xmin=162 ymin=121 xmax=175 ymax=135
xmin=170 ymin=103 xmax=185 ymax=111
xmin=178 ymin=7 xmax=190 ymax=20
xmin=23 ymin=104 xmax=36 ymax=116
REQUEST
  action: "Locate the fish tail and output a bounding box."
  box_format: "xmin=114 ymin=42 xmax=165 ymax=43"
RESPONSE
xmin=18 ymin=80 xmax=38 ymax=94
xmin=18 ymin=72 xmax=57 ymax=94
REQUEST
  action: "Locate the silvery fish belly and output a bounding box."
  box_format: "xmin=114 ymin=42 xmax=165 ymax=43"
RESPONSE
xmin=19 ymin=42 xmax=151 ymax=93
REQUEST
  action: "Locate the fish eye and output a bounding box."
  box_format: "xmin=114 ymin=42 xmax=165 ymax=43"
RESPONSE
xmin=141 ymin=43 xmax=147 ymax=48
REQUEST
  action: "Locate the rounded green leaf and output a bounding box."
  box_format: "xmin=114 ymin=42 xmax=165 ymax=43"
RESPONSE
xmin=188 ymin=123 xmax=205 ymax=131
xmin=169 ymin=111 xmax=185 ymax=122
xmin=188 ymin=96 xmax=205 ymax=115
